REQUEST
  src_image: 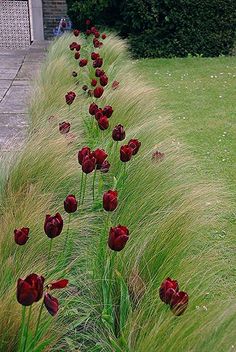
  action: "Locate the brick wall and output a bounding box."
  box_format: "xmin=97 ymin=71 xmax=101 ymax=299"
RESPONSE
xmin=42 ymin=0 xmax=67 ymax=39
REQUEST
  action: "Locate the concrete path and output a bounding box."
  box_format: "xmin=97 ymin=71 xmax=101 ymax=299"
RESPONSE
xmin=0 ymin=41 xmax=48 ymax=154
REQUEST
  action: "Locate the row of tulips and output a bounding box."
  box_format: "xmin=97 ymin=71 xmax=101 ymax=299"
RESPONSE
xmin=14 ymin=19 xmax=188 ymax=351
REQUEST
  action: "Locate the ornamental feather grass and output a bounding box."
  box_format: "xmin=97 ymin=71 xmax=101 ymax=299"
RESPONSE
xmin=0 ymin=33 xmax=234 ymax=352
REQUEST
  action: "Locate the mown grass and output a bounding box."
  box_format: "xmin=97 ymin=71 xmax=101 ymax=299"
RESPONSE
xmin=0 ymin=34 xmax=235 ymax=352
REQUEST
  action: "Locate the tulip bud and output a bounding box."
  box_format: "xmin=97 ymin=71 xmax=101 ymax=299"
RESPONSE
xmin=102 ymin=33 xmax=106 ymax=40
xmin=95 ymin=68 xmax=105 ymax=77
xmin=74 ymin=52 xmax=80 ymax=60
xmin=78 ymin=146 xmax=91 ymax=165
xmin=93 ymin=58 xmax=103 ymax=68
xmin=64 ymin=194 xmax=78 ymax=213
xmin=103 ymin=105 xmax=113 ymax=118
xmin=17 ymin=274 xmax=45 ymax=306
xmin=75 ymin=44 xmax=81 ymax=51
xmin=95 ymin=109 xmax=103 ymax=121
xmin=108 ymin=225 xmax=129 ymax=251
xmin=170 ymin=291 xmax=189 ymax=316
xmin=59 ymin=121 xmax=70 ymax=134
xmin=98 ymin=116 xmax=109 ymax=130
xmin=14 ymin=227 xmax=29 ymax=246
xmin=82 ymin=85 xmax=88 ymax=92
xmin=128 ymin=139 xmax=141 ymax=155
xmin=65 ymin=91 xmax=76 ymax=105
xmin=82 ymin=154 xmax=96 ymax=174
xmin=44 ymin=293 xmax=59 ymax=316
xmin=159 ymin=277 xmax=179 ymax=304
xmin=79 ymin=59 xmax=88 ymax=67
xmin=89 ymin=103 xmax=98 ymax=116
xmin=92 ymin=149 xmax=108 ymax=169
xmin=100 ymin=160 xmax=110 ymax=173
xmin=44 ymin=213 xmax=63 ymax=238
xmin=72 ymin=71 xmax=78 ymax=77
xmin=91 ymin=79 xmax=97 ymax=87
xmin=91 ymin=52 xmax=100 ymax=60
xmin=93 ymin=38 xmax=100 ymax=48
xmin=94 ymin=86 xmax=104 ymax=98
xmin=85 ymin=19 xmax=91 ymax=25
xmin=100 ymin=74 xmax=108 ymax=87
xmin=73 ymin=29 xmax=80 ymax=37
xmin=86 ymin=29 xmax=91 ymax=36
xmin=103 ymin=190 xmax=118 ymax=211
xmin=94 ymin=31 xmax=100 ymax=38
xmin=112 ymin=124 xmax=125 ymax=141
xmin=120 ymin=145 xmax=133 ymax=162
xmin=69 ymin=42 xmax=77 ymax=50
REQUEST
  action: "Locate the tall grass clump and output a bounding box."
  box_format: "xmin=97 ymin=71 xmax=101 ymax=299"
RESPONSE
xmin=0 ymin=31 xmax=234 ymax=352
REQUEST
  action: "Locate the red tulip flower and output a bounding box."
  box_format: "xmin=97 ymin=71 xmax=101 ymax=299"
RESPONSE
xmin=95 ymin=68 xmax=105 ymax=77
xmin=95 ymin=109 xmax=103 ymax=121
xmin=103 ymin=105 xmax=113 ymax=118
xmin=102 ymin=33 xmax=106 ymax=40
xmin=17 ymin=274 xmax=45 ymax=306
xmin=14 ymin=227 xmax=29 ymax=246
xmin=159 ymin=277 xmax=179 ymax=304
xmin=85 ymin=19 xmax=91 ymax=25
xmin=69 ymin=42 xmax=77 ymax=50
xmin=82 ymin=154 xmax=96 ymax=174
xmin=103 ymin=190 xmax=118 ymax=211
xmin=47 ymin=279 xmax=69 ymax=290
xmin=92 ymin=149 xmax=108 ymax=169
xmin=98 ymin=116 xmax=109 ymax=130
xmin=75 ymin=44 xmax=81 ymax=51
xmin=44 ymin=213 xmax=63 ymax=238
xmin=112 ymin=80 xmax=119 ymax=90
xmin=100 ymin=74 xmax=108 ymax=87
xmin=112 ymin=124 xmax=125 ymax=141
xmin=94 ymin=31 xmax=100 ymax=38
xmin=100 ymin=160 xmax=110 ymax=173
xmin=78 ymin=146 xmax=91 ymax=165
xmin=89 ymin=103 xmax=98 ymax=116
xmin=108 ymin=225 xmax=129 ymax=251
xmin=86 ymin=29 xmax=91 ymax=36
xmin=74 ymin=52 xmax=80 ymax=60
xmin=65 ymin=91 xmax=76 ymax=105
xmin=64 ymin=194 xmax=78 ymax=213
xmin=93 ymin=38 xmax=100 ymax=48
xmin=73 ymin=29 xmax=80 ymax=37
xmin=59 ymin=121 xmax=70 ymax=134
xmin=128 ymin=139 xmax=141 ymax=155
xmin=79 ymin=59 xmax=88 ymax=67
xmin=120 ymin=145 xmax=133 ymax=162
xmin=170 ymin=291 xmax=189 ymax=316
xmin=91 ymin=79 xmax=97 ymax=87
xmin=44 ymin=293 xmax=59 ymax=316
xmin=94 ymin=86 xmax=104 ymax=98
xmin=91 ymin=52 xmax=100 ymax=60
xmin=93 ymin=58 xmax=103 ymax=68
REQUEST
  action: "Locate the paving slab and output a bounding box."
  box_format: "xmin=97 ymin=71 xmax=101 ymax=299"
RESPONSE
xmin=0 ymin=85 xmax=30 ymax=113
xmin=0 ymin=68 xmax=19 ymax=80
xmin=15 ymin=62 xmax=42 ymax=80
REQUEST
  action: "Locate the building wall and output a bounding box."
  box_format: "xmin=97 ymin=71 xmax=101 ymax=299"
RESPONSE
xmin=42 ymin=0 xmax=67 ymax=39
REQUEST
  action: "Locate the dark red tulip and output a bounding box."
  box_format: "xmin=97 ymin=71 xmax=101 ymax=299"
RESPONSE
xmin=69 ymin=42 xmax=77 ymax=50
xmin=79 ymin=59 xmax=88 ymax=67
xmin=14 ymin=227 xmax=29 ymax=246
xmin=82 ymin=85 xmax=88 ymax=91
xmin=44 ymin=293 xmax=59 ymax=316
xmin=78 ymin=146 xmax=91 ymax=165
xmin=91 ymin=52 xmax=100 ymax=60
xmin=95 ymin=109 xmax=103 ymax=121
xmin=17 ymin=274 xmax=45 ymax=306
xmin=98 ymin=116 xmax=109 ymax=130
xmin=100 ymin=160 xmax=110 ymax=173
xmin=92 ymin=149 xmax=108 ymax=169
xmin=103 ymin=190 xmax=118 ymax=212
xmin=103 ymin=105 xmax=113 ymax=118
xmin=91 ymin=27 xmax=97 ymax=34
xmin=94 ymin=31 xmax=100 ymax=38
xmin=128 ymin=139 xmax=141 ymax=155
xmin=59 ymin=121 xmax=70 ymax=134
xmin=73 ymin=29 xmax=80 ymax=37
xmin=47 ymin=279 xmax=69 ymax=290
xmin=170 ymin=291 xmax=189 ymax=316
xmin=93 ymin=58 xmax=103 ymax=68
xmin=152 ymin=150 xmax=165 ymax=162
xmin=85 ymin=19 xmax=91 ymax=25
xmin=65 ymin=91 xmax=76 ymax=105
xmin=112 ymin=124 xmax=125 ymax=141
xmin=89 ymin=103 xmax=98 ymax=116
xmin=100 ymin=74 xmax=108 ymax=87
xmin=120 ymin=145 xmax=133 ymax=162
xmin=159 ymin=277 xmax=179 ymax=304
xmin=75 ymin=44 xmax=81 ymax=51
xmin=102 ymin=33 xmax=106 ymax=40
xmin=82 ymin=154 xmax=96 ymax=174
xmin=95 ymin=68 xmax=105 ymax=77
xmin=86 ymin=29 xmax=91 ymax=36
xmin=72 ymin=71 xmax=77 ymax=77
xmin=74 ymin=52 xmax=80 ymax=60
xmin=94 ymin=86 xmax=104 ymax=98
xmin=44 ymin=213 xmax=63 ymax=238
xmin=112 ymin=80 xmax=119 ymax=90
xmin=93 ymin=38 xmax=100 ymax=48
xmin=108 ymin=225 xmax=129 ymax=251
xmin=64 ymin=194 xmax=78 ymax=213
xmin=91 ymin=79 xmax=97 ymax=87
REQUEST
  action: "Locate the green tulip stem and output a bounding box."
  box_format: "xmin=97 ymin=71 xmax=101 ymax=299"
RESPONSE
xmin=63 ymin=213 xmax=71 ymax=254
xmin=79 ymin=172 xmax=84 ymax=205
xmin=46 ymin=239 xmax=53 ymax=277
xmin=33 ymin=300 xmax=44 ymax=347
xmin=92 ymin=167 xmax=97 ymax=201
xmin=19 ymin=305 xmax=26 ymax=352
xmin=82 ymin=174 xmax=87 ymax=205
xmin=23 ymin=305 xmax=32 ymax=352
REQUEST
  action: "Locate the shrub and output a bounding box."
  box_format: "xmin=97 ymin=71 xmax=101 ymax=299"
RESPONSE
xmin=66 ymin=0 xmax=236 ymax=57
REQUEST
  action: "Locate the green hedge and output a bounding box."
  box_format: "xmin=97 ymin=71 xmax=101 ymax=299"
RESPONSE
xmin=67 ymin=0 xmax=236 ymax=57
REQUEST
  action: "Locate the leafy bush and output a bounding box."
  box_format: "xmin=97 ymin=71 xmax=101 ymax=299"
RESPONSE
xmin=66 ymin=0 xmax=236 ymax=57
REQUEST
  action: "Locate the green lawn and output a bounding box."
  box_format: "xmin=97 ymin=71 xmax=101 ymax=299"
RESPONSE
xmin=137 ymin=56 xmax=236 ymax=191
